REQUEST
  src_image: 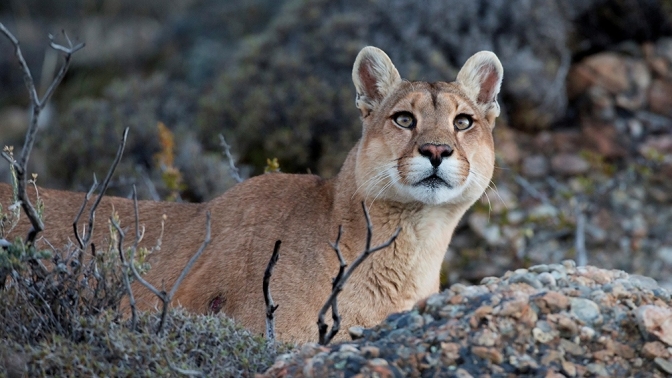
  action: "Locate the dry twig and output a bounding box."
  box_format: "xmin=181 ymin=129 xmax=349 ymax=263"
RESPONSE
xmin=75 ymin=128 xmax=129 ymax=256
xmin=263 ymin=240 xmax=281 ymax=342
xmin=0 ymin=24 xmax=84 ymax=244
xmin=110 ymin=218 xmax=138 ymax=330
xmin=126 ymin=187 xmax=212 ymax=334
xmin=218 ymin=134 xmax=243 ymax=183
xmin=317 ymin=203 xmax=401 ymax=345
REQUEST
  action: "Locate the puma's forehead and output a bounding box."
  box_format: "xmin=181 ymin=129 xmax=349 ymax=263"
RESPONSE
xmin=382 ymin=81 xmax=482 ymax=117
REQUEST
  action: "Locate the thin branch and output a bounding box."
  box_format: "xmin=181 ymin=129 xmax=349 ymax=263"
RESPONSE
xmin=167 ymin=213 xmax=211 ymax=300
xmin=72 ymin=174 xmax=98 ymax=250
xmin=317 ymin=204 xmax=401 ymax=345
xmin=218 ymin=134 xmax=243 ymax=183
xmin=81 ymin=127 xmax=129 ymax=252
xmin=263 ymin=240 xmax=281 ymax=342
xmin=126 ymin=184 xmax=212 ymax=335
xmin=514 ymin=174 xmax=550 ymax=205
xmin=0 ymin=24 xmax=84 ymax=244
xmin=319 ymin=225 xmax=346 ymax=344
xmin=110 ymin=218 xmax=138 ymax=330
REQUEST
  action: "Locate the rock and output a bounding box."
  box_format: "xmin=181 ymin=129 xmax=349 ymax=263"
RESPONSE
xmin=551 ymin=153 xmax=590 ymax=175
xmin=522 ymin=155 xmax=549 ymax=178
xmin=567 ymin=53 xmax=630 ymax=98
xmin=642 ymin=341 xmax=671 ymax=360
xmin=570 ymin=298 xmax=602 ymax=325
xmin=654 ymin=357 xmax=672 ymax=374
xmin=649 ymin=79 xmax=672 ymax=117
xmin=471 ymin=346 xmax=504 ymax=364
xmin=635 ymin=305 xmax=672 ymax=346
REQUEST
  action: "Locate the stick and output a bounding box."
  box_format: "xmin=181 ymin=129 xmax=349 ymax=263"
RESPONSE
xmin=80 ymin=128 xmax=129 ymax=253
xmin=0 ymin=25 xmax=84 ymax=244
xmin=126 ymin=186 xmax=212 ymax=334
xmin=218 ymin=134 xmax=243 ymax=183
xmin=110 ymin=218 xmax=138 ymax=330
xmin=263 ymin=240 xmax=281 ymax=342
xmin=317 ymin=204 xmax=401 ymax=345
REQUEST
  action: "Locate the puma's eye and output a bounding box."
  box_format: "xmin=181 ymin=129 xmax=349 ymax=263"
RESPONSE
xmin=454 ymin=114 xmax=473 ymax=131
xmin=392 ymin=112 xmax=416 ymax=129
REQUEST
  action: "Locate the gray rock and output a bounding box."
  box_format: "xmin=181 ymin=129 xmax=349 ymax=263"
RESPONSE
xmin=570 ymin=298 xmax=602 ymax=325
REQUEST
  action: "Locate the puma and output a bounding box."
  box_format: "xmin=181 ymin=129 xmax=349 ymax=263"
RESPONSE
xmin=0 ymin=46 xmax=502 ymax=343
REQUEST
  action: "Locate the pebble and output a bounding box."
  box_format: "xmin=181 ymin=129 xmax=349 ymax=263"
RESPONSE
xmin=538 ymin=272 xmax=557 ymax=287
xmin=570 ymin=298 xmax=602 ymax=325
xmin=642 ymin=341 xmax=670 ymax=359
xmin=654 ymin=357 xmax=672 ymax=374
xmin=635 ymin=305 xmax=672 ymax=346
xmin=509 ymin=272 xmax=543 ymax=289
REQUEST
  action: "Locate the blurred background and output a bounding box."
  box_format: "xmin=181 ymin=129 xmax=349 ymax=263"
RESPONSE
xmin=1 ymin=0 xmax=671 ymax=289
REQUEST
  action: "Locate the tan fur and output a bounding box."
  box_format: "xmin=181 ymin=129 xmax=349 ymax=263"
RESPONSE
xmin=0 ymin=47 xmax=502 ymax=343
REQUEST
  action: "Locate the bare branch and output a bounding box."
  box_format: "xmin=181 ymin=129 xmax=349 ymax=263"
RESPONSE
xmin=218 ymin=134 xmax=243 ymax=183
xmin=167 ymin=212 xmax=211 ymax=300
xmin=317 ymin=205 xmax=401 ymax=345
xmin=72 ymin=174 xmax=98 ymax=250
xmin=126 ymin=185 xmax=212 ymax=334
xmin=110 ymin=218 xmax=138 ymax=330
xmin=263 ymin=240 xmax=281 ymax=342
xmin=81 ymin=128 xmax=129 ymax=251
xmin=0 ymin=23 xmax=85 ymax=244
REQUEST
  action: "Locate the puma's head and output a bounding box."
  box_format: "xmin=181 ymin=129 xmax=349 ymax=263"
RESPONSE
xmin=352 ymin=47 xmax=502 ymax=206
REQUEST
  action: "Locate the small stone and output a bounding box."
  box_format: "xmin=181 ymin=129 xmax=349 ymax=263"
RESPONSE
xmin=586 ymin=362 xmax=609 ymax=377
xmin=533 ymin=327 xmax=555 ymax=344
xmin=630 ymin=275 xmax=660 ymax=291
xmin=538 ymin=272 xmax=557 ymax=287
xmin=561 ymin=360 xmax=577 ymax=377
xmin=509 ymin=272 xmax=543 ymax=289
xmin=580 ymin=326 xmax=596 ymax=341
xmin=537 ymin=291 xmax=570 ymax=313
xmin=654 ymin=357 xmax=672 ymax=374
xmin=551 ymin=153 xmax=590 ymax=175
xmin=368 ymin=358 xmax=388 ymax=367
xmin=642 ymin=341 xmax=670 ymax=359
xmin=635 ymin=305 xmax=672 ymax=346
xmin=348 ymin=326 xmax=364 ymax=340
xmin=570 ymin=298 xmax=602 ymax=325
xmin=556 ymin=316 xmax=580 ymax=338
xmin=560 ymin=339 xmax=585 ymax=356
xmin=339 ymin=344 xmax=359 ymax=353
xmin=529 ymin=264 xmax=550 ymax=273
xmin=455 ymin=368 xmax=474 ymax=378
xmin=471 ymin=346 xmax=504 ymax=364
xmin=472 ymin=329 xmax=499 ymax=347
xmin=360 ymin=346 xmax=380 ymax=358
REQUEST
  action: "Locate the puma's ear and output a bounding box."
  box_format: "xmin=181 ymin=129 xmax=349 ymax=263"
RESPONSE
xmin=456 ymin=51 xmax=503 ymax=122
xmin=352 ymin=46 xmax=401 ymax=116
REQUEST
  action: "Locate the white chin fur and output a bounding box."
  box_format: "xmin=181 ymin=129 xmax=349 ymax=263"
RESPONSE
xmin=388 ymin=157 xmax=483 ymax=205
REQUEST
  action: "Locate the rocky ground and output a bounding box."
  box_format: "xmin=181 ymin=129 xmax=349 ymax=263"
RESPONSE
xmin=263 ymin=262 xmax=672 ymax=377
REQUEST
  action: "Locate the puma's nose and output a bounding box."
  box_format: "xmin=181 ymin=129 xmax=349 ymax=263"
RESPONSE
xmin=419 ymin=143 xmax=453 ymax=168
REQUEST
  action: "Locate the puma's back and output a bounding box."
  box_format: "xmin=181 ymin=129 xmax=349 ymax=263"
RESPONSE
xmin=1 ymin=46 xmax=502 ymax=342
